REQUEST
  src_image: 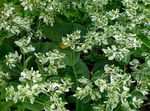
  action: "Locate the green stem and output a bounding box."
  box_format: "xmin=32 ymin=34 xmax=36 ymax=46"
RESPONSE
xmin=35 ymin=100 xmax=44 ymax=105
xmin=72 ymin=63 xmax=78 ymax=87
xmin=23 ymin=54 xmax=25 ymax=63
xmin=35 ymin=100 xmax=51 ymax=110
xmin=72 ymin=51 xmax=79 ymax=87
xmin=142 ymin=102 xmax=150 ymax=106
xmin=16 ymin=64 xmax=23 ymax=70
xmin=71 ymin=51 xmax=80 ymax=110
xmin=43 ymin=91 xmax=51 ymax=98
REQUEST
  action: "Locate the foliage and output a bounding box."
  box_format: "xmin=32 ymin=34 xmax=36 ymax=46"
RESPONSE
xmin=0 ymin=0 xmax=150 ymax=111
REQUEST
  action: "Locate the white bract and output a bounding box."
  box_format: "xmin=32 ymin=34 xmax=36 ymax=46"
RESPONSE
xmin=20 ymin=0 xmax=34 ymax=11
xmin=35 ymin=50 xmax=66 ymax=75
xmin=0 ymin=70 xmax=10 ymax=86
xmin=62 ymin=30 xmax=81 ymax=50
xmin=6 ymin=76 xmax=71 ymax=107
xmin=5 ymin=51 xmax=22 ymax=68
xmin=102 ymin=45 xmax=130 ymax=61
xmin=19 ymin=68 xmax=42 ymax=83
xmin=15 ymin=36 xmax=35 ymax=54
xmin=2 ymin=3 xmax=15 ymax=17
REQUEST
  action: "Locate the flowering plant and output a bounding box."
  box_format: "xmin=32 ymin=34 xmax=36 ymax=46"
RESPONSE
xmin=0 ymin=0 xmax=150 ymax=111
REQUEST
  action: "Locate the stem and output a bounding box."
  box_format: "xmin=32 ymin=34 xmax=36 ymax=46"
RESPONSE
xmin=16 ymin=64 xmax=23 ymax=70
xmin=35 ymin=100 xmax=44 ymax=105
xmin=71 ymin=52 xmax=80 ymax=110
xmin=23 ymin=54 xmax=25 ymax=63
xmin=72 ymin=51 xmax=79 ymax=87
xmin=35 ymin=100 xmax=51 ymax=110
xmin=43 ymin=91 xmax=51 ymax=98
xmin=72 ymin=63 xmax=79 ymax=87
xmin=142 ymin=102 xmax=150 ymax=106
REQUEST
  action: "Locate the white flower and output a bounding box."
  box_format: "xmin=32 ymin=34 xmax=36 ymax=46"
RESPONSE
xmin=132 ymin=97 xmax=144 ymax=108
xmin=102 ymin=45 xmax=130 ymax=61
xmin=15 ymin=36 xmax=35 ymax=54
xmin=15 ymin=36 xmax=31 ymax=47
xmin=44 ymin=66 xmax=58 ymax=75
xmin=35 ymin=53 xmax=49 ymax=64
xmin=5 ymin=51 xmax=22 ymax=68
xmin=62 ymin=30 xmax=81 ymax=50
xmin=22 ymin=45 xmax=35 ymax=53
xmin=2 ymin=3 xmax=15 ymax=17
xmin=95 ymin=79 xmax=107 ymax=92
xmin=78 ymin=76 xmax=89 ymax=84
xmin=74 ymin=85 xmax=92 ymax=100
xmin=36 ymin=50 xmax=66 ymax=75
xmin=12 ymin=16 xmax=31 ymax=31
xmin=20 ymin=0 xmax=34 ymax=11
xmin=106 ymin=9 xmax=120 ymax=20
xmin=19 ymin=68 xmax=42 ymax=83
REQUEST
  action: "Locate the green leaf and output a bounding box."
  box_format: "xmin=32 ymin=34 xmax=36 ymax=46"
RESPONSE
xmin=1 ymin=31 xmax=14 ymax=39
xmin=32 ymin=42 xmax=58 ymax=53
xmin=132 ymin=45 xmax=148 ymax=58
xmin=0 ymin=43 xmax=13 ymax=59
xmin=92 ymin=58 xmax=112 ymax=73
xmin=64 ymin=68 xmax=77 ymax=91
xmin=23 ymin=56 xmax=32 ymax=69
xmin=17 ymin=105 xmax=25 ymax=111
xmin=76 ymin=100 xmax=92 ymax=111
xmin=0 ymin=101 xmax=12 ymax=111
xmin=131 ymin=89 xmax=147 ymax=100
xmin=122 ymin=53 xmax=131 ymax=64
xmin=39 ymin=94 xmax=50 ymax=102
xmin=0 ymin=63 xmax=21 ymax=80
xmin=23 ymin=101 xmax=43 ymax=111
xmin=76 ymin=100 xmax=83 ymax=111
xmin=92 ymin=70 xmax=105 ymax=81
xmin=68 ymin=95 xmax=76 ymax=103
xmin=46 ymin=76 xmax=62 ymax=82
xmin=62 ymin=49 xmax=80 ymax=66
xmin=42 ymin=23 xmax=87 ymax=42
xmin=114 ymin=104 xmax=133 ymax=111
xmin=37 ymin=63 xmax=44 ymax=75
xmin=0 ymin=0 xmax=7 ymax=7
xmin=135 ymin=25 xmax=150 ymax=49
xmin=137 ymin=33 xmax=150 ymax=49
xmin=75 ymin=59 xmax=90 ymax=79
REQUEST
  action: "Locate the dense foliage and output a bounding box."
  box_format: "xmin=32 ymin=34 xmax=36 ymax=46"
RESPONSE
xmin=0 ymin=0 xmax=150 ymax=111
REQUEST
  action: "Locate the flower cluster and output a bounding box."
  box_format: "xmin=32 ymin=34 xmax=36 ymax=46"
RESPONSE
xmin=0 ymin=70 xmax=10 ymax=86
xmin=44 ymin=93 xmax=69 ymax=111
xmin=5 ymin=51 xmax=22 ymax=68
xmin=19 ymin=68 xmax=42 ymax=83
xmin=5 ymin=67 xmax=72 ymax=110
xmin=38 ymin=0 xmax=63 ymax=26
xmin=20 ymin=0 xmax=64 ymax=26
xmin=74 ymin=77 xmax=101 ymax=100
xmin=0 ymin=3 xmax=31 ymax=34
xmin=142 ymin=0 xmax=150 ymax=5
xmin=15 ymin=36 xmax=35 ymax=54
xmin=35 ymin=49 xmax=66 ymax=75
xmin=62 ymin=30 xmax=81 ymax=50
xmin=74 ymin=65 xmax=145 ymax=110
xmin=20 ymin=0 xmax=34 ymax=11
xmin=62 ymin=30 xmax=104 ymax=53
xmin=129 ymin=58 xmax=150 ymax=95
xmin=113 ymin=33 xmax=142 ymax=49
xmin=5 ymin=84 xmax=40 ymax=104
xmin=102 ymin=45 xmax=130 ymax=61
xmin=77 ymin=31 xmax=100 ymax=53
